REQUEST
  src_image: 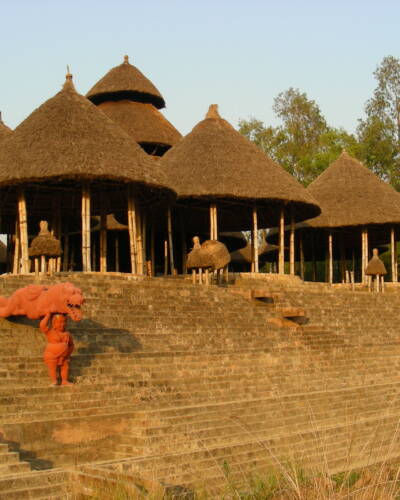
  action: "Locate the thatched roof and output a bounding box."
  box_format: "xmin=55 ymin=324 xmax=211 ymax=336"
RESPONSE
xmin=187 ymin=237 xmax=230 ymax=270
xmin=0 ymin=112 xmax=12 ymax=142
xmin=230 ymin=243 xmax=278 ymax=264
xmin=307 ymin=151 xmax=400 ymax=228
xmin=365 ymin=254 xmax=387 ymax=275
xmin=29 ymin=221 xmax=61 ymax=257
xmin=0 ymin=74 xmax=174 ymax=193
xmin=86 ymin=55 xmax=165 ymax=109
xmin=98 ymin=100 xmax=181 ymax=147
xmin=161 ymin=105 xmax=320 ymax=223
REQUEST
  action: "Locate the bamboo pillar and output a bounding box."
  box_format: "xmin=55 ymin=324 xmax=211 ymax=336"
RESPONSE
xmin=361 ymin=229 xmax=365 ymax=284
xmin=142 ymin=213 xmax=147 ymax=276
xmin=150 ymin=223 xmax=155 ymax=277
xmin=328 ymin=232 xmax=333 ymax=284
xmin=164 ymin=240 xmax=168 ymax=275
xmin=13 ymin=219 xmax=20 ymax=274
xmin=391 ymin=226 xmax=397 ymax=282
xmin=340 ymin=236 xmax=346 ymax=283
xmin=214 ymin=204 xmax=218 ymax=241
xmin=253 ymin=205 xmax=259 ymax=273
xmin=209 ymin=203 xmax=218 ymax=240
xmin=40 ymin=255 xmax=46 ymax=275
xmin=299 ymin=234 xmax=305 ymax=280
xmin=17 ymin=190 xmax=29 ymax=274
xmin=100 ymin=208 xmax=107 ymax=273
xmin=311 ymin=236 xmax=317 ymax=281
xmin=81 ymin=183 xmax=91 ymax=272
xmin=289 ymin=214 xmax=295 ymax=275
xmin=127 ymin=186 xmax=137 ymax=274
xmin=167 ymin=206 xmax=175 ymax=275
xmin=278 ymin=206 xmax=285 ymax=274
xmin=136 ymin=209 xmax=144 ymax=275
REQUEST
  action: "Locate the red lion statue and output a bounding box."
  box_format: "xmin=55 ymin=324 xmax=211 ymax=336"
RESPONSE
xmin=0 ymin=282 xmax=84 ymax=321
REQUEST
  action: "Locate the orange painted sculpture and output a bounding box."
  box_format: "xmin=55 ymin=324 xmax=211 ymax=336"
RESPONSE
xmin=40 ymin=313 xmax=74 ymax=386
xmin=0 ymin=282 xmax=84 ymax=320
xmin=0 ymin=282 xmax=84 ymax=385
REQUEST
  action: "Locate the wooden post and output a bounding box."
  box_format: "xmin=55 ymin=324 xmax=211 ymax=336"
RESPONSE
xmin=209 ymin=204 xmax=214 ymax=240
xmin=34 ymin=258 xmax=39 ymax=277
xmin=340 ymin=236 xmax=346 ymax=283
xmin=142 ymin=213 xmax=147 ymax=276
xmin=150 ymin=223 xmax=155 ymax=277
xmin=214 ymin=204 xmax=218 ymax=241
xmin=289 ymin=214 xmax=295 ymax=275
xmin=136 ymin=209 xmax=143 ymax=275
xmin=127 ymin=186 xmax=137 ymax=274
xmin=81 ymin=183 xmax=91 ymax=272
xmin=391 ymin=226 xmax=396 ymax=282
xmin=92 ymin=241 xmax=96 ymax=272
xmin=180 ymin=214 xmax=187 ymax=275
xmin=167 ymin=206 xmax=175 ymax=275
xmin=328 ymin=232 xmax=333 ymax=284
xmin=299 ymin=234 xmax=305 ymax=280
xmin=100 ymin=207 xmax=107 ymax=273
xmin=13 ymin=219 xmax=20 ymax=274
xmin=17 ymin=190 xmax=29 ymax=274
xmin=361 ymin=229 xmax=365 ymax=285
xmin=253 ymin=205 xmax=259 ymax=273
xmin=164 ymin=240 xmax=168 ymax=275
xmin=40 ymin=255 xmax=46 ymax=275
xmin=311 ymin=236 xmax=317 ymax=282
xmin=278 ymin=206 xmax=285 ymax=274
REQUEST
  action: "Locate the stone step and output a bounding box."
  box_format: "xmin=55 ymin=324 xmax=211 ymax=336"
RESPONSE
xmin=0 ymin=470 xmax=69 ymax=500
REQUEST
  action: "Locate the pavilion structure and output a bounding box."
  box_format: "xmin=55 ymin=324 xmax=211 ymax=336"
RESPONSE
xmin=297 ymin=152 xmax=400 ymax=283
xmin=0 ymin=73 xmax=175 ymax=275
xmin=86 ymin=55 xmax=181 ymax=157
xmin=161 ymin=104 xmax=320 ymax=274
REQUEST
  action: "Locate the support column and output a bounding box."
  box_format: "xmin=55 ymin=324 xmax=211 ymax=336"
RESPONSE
xmin=289 ymin=213 xmax=295 ymax=275
xmin=391 ymin=226 xmax=397 ymax=282
xmin=150 ymin=223 xmax=155 ymax=277
xmin=328 ymin=231 xmax=333 ymax=284
xmin=180 ymin=213 xmax=187 ymax=275
xmin=340 ymin=235 xmax=346 ymax=283
xmin=311 ymin=235 xmax=317 ymax=281
xmin=12 ymin=219 xmax=20 ymax=274
xmin=252 ymin=205 xmax=259 ymax=273
xmin=278 ymin=206 xmax=285 ymax=274
xmin=17 ymin=189 xmax=29 ymax=274
xmin=167 ymin=206 xmax=175 ymax=275
xmin=299 ymin=233 xmax=305 ymax=280
xmin=361 ymin=228 xmax=365 ymax=284
xmin=127 ymin=186 xmax=137 ymax=274
xmin=81 ymin=183 xmax=91 ymax=272
xmin=209 ymin=203 xmax=218 ymax=240
xmin=100 ymin=204 xmax=107 ymax=273
xmin=136 ymin=209 xmax=144 ymax=275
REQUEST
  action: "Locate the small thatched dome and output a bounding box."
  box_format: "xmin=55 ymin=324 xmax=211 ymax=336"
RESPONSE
xmin=365 ymin=252 xmax=387 ymax=276
xmin=97 ymin=100 xmax=181 ymax=148
xmin=0 ymin=74 xmax=174 ymax=194
xmin=161 ymin=105 xmax=320 ymax=223
xmin=230 ymin=243 xmax=277 ymax=264
xmin=0 ymin=112 xmax=12 ymax=143
xmin=29 ymin=221 xmax=61 ymax=258
xmin=186 ymin=237 xmax=230 ymax=270
xmin=86 ymin=55 xmax=165 ymax=109
xmin=307 ymin=151 xmax=400 ymax=228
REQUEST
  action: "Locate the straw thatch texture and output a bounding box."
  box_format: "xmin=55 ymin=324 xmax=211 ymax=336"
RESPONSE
xmin=87 ymin=56 xmax=165 ymax=109
xmin=98 ymin=100 xmax=181 ymax=147
xmin=365 ymin=255 xmax=387 ymax=275
xmin=307 ymin=152 xmax=400 ymax=228
xmin=0 ymin=119 xmax=12 ymax=143
xmin=187 ymin=238 xmax=230 ymax=270
xmin=29 ymin=222 xmax=61 ymax=258
xmin=161 ymin=105 xmax=320 ymax=222
xmin=0 ymin=77 xmax=174 ymax=194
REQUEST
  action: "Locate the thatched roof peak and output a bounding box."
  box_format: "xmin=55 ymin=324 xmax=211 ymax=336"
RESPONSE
xmin=0 ymin=76 xmax=175 ymax=194
xmin=161 ymin=106 xmax=320 ymax=223
xmin=206 ymin=104 xmax=221 ymax=120
xmin=306 ymin=152 xmax=400 ymax=228
xmin=0 ymin=111 xmax=12 ymax=143
xmin=86 ymin=56 xmax=166 ymax=109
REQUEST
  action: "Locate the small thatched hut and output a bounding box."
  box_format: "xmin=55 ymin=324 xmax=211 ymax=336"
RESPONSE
xmin=0 ymin=73 xmax=175 ymax=275
xmin=300 ymin=151 xmax=400 ymax=283
xmin=162 ymin=104 xmax=320 ymax=274
xmin=87 ymin=56 xmax=181 ymax=156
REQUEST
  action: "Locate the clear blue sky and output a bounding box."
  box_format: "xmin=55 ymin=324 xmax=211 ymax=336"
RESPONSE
xmin=1 ymin=0 xmax=399 ymax=135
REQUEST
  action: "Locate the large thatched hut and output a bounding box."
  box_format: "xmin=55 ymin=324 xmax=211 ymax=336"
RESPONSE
xmin=162 ymin=104 xmax=320 ymax=273
xmin=0 ymin=73 xmax=175 ymax=275
xmin=87 ymin=56 xmax=181 ymax=156
xmin=300 ymin=151 xmax=400 ymax=283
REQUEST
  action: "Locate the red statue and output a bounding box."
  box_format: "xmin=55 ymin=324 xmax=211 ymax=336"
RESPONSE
xmin=40 ymin=313 xmax=74 ymax=386
xmin=0 ymin=282 xmax=84 ymax=386
xmin=0 ymin=282 xmax=84 ymax=320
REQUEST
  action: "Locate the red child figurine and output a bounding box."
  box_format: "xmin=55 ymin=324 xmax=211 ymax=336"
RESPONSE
xmin=39 ymin=312 xmax=74 ymax=386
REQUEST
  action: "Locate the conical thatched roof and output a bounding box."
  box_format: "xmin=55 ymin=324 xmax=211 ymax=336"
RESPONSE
xmin=98 ymin=100 xmax=181 ymax=148
xmin=0 ymin=74 xmax=174 ymax=192
xmin=307 ymin=151 xmax=400 ymax=228
xmin=0 ymin=112 xmax=12 ymax=142
xmin=161 ymin=105 xmax=320 ymax=223
xmin=87 ymin=55 xmax=165 ymax=109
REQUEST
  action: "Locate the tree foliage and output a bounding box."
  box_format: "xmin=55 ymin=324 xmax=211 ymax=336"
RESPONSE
xmin=239 ymin=88 xmax=358 ymax=185
xmin=357 ymin=55 xmax=400 ymax=188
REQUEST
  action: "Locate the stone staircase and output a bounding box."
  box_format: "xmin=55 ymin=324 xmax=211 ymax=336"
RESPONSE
xmin=0 ymin=272 xmax=400 ymax=496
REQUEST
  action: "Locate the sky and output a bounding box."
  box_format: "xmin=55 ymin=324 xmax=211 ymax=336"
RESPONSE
xmin=0 ymin=0 xmax=399 ymax=136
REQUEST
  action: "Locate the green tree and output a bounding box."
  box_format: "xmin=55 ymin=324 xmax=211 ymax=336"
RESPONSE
xmin=357 ymin=55 xmax=400 ymax=188
xmin=239 ymin=88 xmax=359 ymax=185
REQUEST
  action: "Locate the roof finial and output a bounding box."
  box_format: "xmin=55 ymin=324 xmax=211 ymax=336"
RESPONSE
xmin=206 ymin=104 xmax=220 ymax=120
xmin=63 ymin=65 xmax=75 ymax=91
xmin=124 ymin=55 xmax=129 ymax=64
xmin=66 ymin=65 xmax=73 ymax=81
